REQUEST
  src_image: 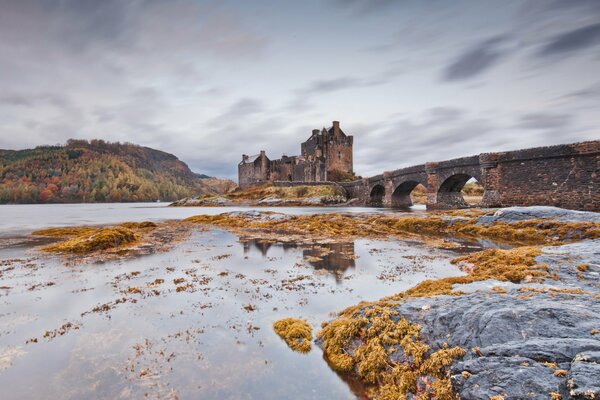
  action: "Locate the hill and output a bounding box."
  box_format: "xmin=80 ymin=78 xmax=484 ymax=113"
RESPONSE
xmin=0 ymin=139 xmax=236 ymax=204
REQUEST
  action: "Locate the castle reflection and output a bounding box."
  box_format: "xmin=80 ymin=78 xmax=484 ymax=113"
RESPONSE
xmin=239 ymin=238 xmax=356 ymax=282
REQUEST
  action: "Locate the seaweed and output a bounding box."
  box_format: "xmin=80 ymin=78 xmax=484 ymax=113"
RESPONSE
xmin=41 ymin=227 xmax=139 ymax=253
xmin=272 ymin=318 xmax=313 ymax=353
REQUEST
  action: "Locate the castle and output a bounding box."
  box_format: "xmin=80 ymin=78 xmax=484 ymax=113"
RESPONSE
xmin=238 ymin=121 xmax=353 ymax=188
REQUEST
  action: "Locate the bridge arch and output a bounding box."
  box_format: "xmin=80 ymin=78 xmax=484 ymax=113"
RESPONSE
xmin=391 ymin=181 xmax=426 ymax=208
xmin=369 ymin=184 xmax=385 ymax=207
xmin=436 ymin=173 xmax=484 ymax=209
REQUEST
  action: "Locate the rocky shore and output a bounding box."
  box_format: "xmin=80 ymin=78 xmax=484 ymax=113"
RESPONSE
xmin=169 ymin=183 xmax=349 ymax=207
xmin=315 ymin=207 xmax=600 ymax=400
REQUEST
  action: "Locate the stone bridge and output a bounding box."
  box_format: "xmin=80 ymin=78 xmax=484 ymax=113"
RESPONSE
xmin=339 ymin=140 xmax=600 ymax=212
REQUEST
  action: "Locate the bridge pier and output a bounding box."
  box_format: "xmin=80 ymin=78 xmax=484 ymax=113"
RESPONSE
xmin=479 ymin=153 xmax=501 ymax=208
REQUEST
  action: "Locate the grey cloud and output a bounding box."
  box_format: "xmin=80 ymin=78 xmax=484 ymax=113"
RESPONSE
xmin=208 ymin=98 xmax=265 ymax=127
xmin=537 ymin=22 xmax=600 ymax=57
xmin=442 ymin=36 xmax=510 ymax=81
xmin=0 ymin=93 xmax=34 ymax=107
xmin=334 ymin=0 xmax=398 ymax=14
xmin=0 ymin=0 xmax=267 ymax=60
xmin=347 ymin=106 xmax=590 ymax=178
xmin=561 ymin=82 xmax=600 ymax=100
xmin=299 ymin=67 xmax=403 ymax=95
xmin=516 ymin=113 xmax=573 ymax=130
xmin=0 ymin=92 xmax=71 ymax=108
xmin=302 ymin=77 xmax=363 ymax=94
xmin=425 ymin=107 xmax=464 ymax=124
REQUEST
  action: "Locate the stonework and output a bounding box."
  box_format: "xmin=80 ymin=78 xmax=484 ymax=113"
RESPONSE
xmin=339 ymin=140 xmax=600 ymax=212
xmin=238 ymin=121 xmax=353 ymax=188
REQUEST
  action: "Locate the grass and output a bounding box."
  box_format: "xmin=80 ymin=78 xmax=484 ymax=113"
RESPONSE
xmin=272 ymin=318 xmax=313 ymax=353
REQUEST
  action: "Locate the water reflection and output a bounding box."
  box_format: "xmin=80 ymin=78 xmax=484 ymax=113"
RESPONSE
xmin=0 ymin=226 xmax=470 ymax=399
xmin=239 ymin=238 xmax=356 ymax=282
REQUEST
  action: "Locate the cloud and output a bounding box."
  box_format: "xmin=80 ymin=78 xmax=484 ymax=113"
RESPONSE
xmin=208 ymin=98 xmax=265 ymax=127
xmin=442 ymin=36 xmax=511 ymax=81
xmin=537 ymin=22 xmax=600 ymax=57
xmin=333 ymin=0 xmax=398 ymax=14
xmin=516 ymin=113 xmax=573 ymax=130
xmin=301 ymin=77 xmax=363 ymax=94
xmin=561 ymin=82 xmax=600 ymax=100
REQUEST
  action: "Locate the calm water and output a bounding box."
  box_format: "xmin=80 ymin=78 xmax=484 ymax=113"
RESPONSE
xmin=0 ymin=203 xmax=471 ymax=400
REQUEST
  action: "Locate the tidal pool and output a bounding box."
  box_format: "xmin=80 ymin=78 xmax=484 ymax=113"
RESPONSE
xmin=0 ymin=205 xmax=487 ymax=399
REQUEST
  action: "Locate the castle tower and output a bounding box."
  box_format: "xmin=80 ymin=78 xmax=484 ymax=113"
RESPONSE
xmin=323 ymin=121 xmax=353 ymax=178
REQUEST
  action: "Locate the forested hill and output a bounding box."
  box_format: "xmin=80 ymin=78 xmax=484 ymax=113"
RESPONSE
xmin=0 ymin=139 xmax=235 ymax=204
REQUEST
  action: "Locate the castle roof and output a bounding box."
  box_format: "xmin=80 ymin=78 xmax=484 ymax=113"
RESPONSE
xmin=328 ymin=125 xmax=346 ymax=136
xmin=241 ymin=154 xmax=260 ymax=164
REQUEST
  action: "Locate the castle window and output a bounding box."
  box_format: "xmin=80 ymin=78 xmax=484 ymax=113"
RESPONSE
xmin=338 ymin=151 xmax=341 ymax=159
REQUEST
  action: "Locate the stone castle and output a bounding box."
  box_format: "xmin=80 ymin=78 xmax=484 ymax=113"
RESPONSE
xmin=238 ymin=121 xmax=353 ymax=188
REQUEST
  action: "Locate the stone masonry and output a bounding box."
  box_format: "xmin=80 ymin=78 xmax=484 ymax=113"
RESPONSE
xmin=238 ymin=121 xmax=353 ymax=188
xmin=340 ymin=140 xmax=599 ymax=212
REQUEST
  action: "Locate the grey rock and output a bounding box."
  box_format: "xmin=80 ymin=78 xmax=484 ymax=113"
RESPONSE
xmin=451 ymin=356 xmax=562 ymax=400
xmin=568 ymin=352 xmax=600 ymax=399
xmin=477 ymin=206 xmax=600 ymax=225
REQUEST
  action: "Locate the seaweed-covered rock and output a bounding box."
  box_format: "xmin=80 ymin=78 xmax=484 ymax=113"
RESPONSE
xmin=318 ymin=238 xmax=600 ymax=399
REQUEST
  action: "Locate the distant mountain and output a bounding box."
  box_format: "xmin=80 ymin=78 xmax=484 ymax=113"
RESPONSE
xmin=0 ymin=139 xmax=236 ymax=204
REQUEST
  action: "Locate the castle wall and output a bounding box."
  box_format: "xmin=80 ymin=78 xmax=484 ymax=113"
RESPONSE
xmin=238 ymin=152 xmax=270 ymax=189
xmin=269 ymin=156 xmax=294 ymax=182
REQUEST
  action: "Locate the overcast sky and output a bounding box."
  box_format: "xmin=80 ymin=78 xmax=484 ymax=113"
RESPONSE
xmin=1 ymin=0 xmax=599 ymax=179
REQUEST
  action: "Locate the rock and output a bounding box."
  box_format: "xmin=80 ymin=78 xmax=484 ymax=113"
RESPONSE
xmin=477 ymin=206 xmax=600 ymax=225
xmin=451 ymin=356 xmax=562 ymax=400
xmin=304 ymin=195 xmax=346 ymax=205
xmin=568 ymin=352 xmax=600 ymax=399
xmin=257 ymin=197 xmax=285 ymax=205
xmin=226 ymin=211 xmax=291 ymax=222
xmin=169 ymin=196 xmax=232 ymax=206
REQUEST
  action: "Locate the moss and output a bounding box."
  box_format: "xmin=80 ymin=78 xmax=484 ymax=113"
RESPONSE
xmin=273 ymin=318 xmax=313 ymax=353
xmin=42 ymin=227 xmax=138 ymax=254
